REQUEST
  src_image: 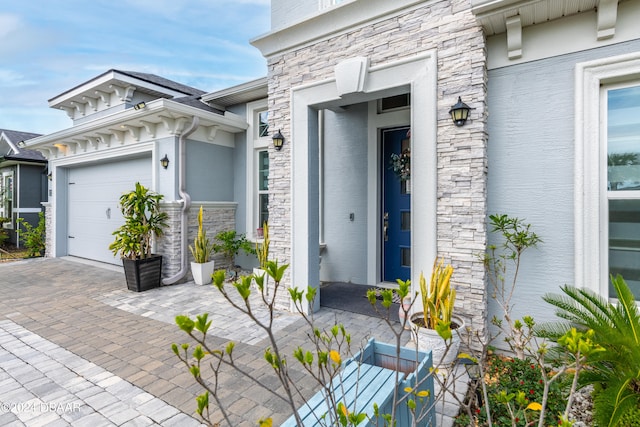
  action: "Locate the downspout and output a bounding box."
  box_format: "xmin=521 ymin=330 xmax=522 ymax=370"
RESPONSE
xmin=163 ymin=116 xmax=199 ymax=285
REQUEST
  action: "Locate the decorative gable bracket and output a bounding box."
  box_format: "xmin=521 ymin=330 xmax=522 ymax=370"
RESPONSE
xmin=597 ymin=0 xmax=619 ymax=40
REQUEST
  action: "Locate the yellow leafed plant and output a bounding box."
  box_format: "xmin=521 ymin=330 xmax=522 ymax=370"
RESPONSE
xmin=420 ymin=258 xmax=456 ymax=330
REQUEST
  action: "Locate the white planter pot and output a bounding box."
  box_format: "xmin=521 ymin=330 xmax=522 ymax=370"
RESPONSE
xmin=191 ymin=261 xmax=215 ymax=285
xmin=410 ymin=313 xmax=465 ymax=366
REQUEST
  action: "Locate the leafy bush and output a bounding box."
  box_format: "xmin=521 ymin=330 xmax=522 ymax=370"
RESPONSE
xmin=16 ymin=212 xmax=45 ymax=257
xmin=483 ymin=355 xmax=565 ymax=426
xmin=109 ymin=183 xmax=168 ymax=259
xmin=213 ymin=230 xmax=255 ymax=267
xmin=0 ymin=216 xmax=9 ymax=248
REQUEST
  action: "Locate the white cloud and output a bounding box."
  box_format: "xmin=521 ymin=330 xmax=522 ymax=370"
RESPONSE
xmin=0 ymin=14 xmax=20 ymax=38
xmin=0 ymin=69 xmax=35 ymax=87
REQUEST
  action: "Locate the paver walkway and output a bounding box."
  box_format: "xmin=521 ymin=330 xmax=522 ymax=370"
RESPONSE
xmin=0 ymin=258 xmax=464 ymax=426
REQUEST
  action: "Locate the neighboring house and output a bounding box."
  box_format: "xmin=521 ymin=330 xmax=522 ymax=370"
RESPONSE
xmin=470 ymin=0 xmax=640 ymax=323
xmin=0 ymin=129 xmax=46 ymax=247
xmin=24 ymin=70 xmax=266 ymax=283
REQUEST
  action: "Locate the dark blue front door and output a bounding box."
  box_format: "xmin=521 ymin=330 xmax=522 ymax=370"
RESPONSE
xmin=382 ymin=127 xmax=411 ymax=282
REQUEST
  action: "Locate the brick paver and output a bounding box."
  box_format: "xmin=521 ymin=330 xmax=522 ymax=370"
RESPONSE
xmin=0 ymin=257 xmax=462 ymax=426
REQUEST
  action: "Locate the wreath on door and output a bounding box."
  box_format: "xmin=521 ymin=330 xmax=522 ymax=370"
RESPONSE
xmin=389 ymin=148 xmax=411 ymax=181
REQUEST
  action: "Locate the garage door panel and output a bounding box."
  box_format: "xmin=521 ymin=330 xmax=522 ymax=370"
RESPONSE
xmin=67 ymin=157 xmax=152 ymax=265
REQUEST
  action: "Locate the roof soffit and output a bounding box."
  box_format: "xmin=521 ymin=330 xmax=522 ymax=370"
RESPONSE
xmin=202 ymin=77 xmax=268 ymax=108
xmin=471 ymin=0 xmax=622 ymax=60
xmin=24 ymin=99 xmax=248 ymax=159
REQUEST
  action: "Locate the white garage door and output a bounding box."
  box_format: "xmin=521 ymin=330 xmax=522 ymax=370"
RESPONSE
xmin=67 ymin=156 xmax=152 ymax=265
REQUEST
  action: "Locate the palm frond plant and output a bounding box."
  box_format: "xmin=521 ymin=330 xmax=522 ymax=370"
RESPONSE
xmin=541 ymin=275 xmax=640 ymax=426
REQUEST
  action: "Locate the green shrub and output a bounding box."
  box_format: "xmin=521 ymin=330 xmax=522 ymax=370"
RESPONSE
xmin=0 ymin=216 xmax=9 ymax=248
xmin=17 ymin=212 xmax=46 ymax=257
xmin=479 ymin=355 xmax=565 ymax=426
xmin=213 ymin=230 xmax=255 ymax=267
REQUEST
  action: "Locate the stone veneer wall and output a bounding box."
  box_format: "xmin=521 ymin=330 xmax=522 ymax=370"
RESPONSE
xmin=158 ymin=202 xmax=237 ymax=283
xmin=42 ymin=202 xmax=52 ymax=258
xmin=186 ymin=204 xmax=237 ymax=278
xmin=159 ymin=202 xmax=183 ymax=280
xmin=265 ymin=0 xmax=489 ymax=334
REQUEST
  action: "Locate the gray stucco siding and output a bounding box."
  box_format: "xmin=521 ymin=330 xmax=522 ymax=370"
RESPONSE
xmin=487 ymin=39 xmax=640 ymax=323
xmin=271 ymin=0 xmax=317 ymax=30
xmin=186 ymin=141 xmax=234 ymax=201
xmin=320 ymin=104 xmax=369 ymax=284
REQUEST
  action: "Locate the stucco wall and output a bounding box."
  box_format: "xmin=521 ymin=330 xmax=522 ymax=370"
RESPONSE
xmin=186 ymin=141 xmax=234 ymax=201
xmin=487 ymin=39 xmax=640 ymax=324
xmin=320 ymin=104 xmax=369 ymax=284
xmin=271 ymin=0 xmax=317 ymax=30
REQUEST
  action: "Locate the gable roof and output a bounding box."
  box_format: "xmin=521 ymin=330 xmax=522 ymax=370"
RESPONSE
xmin=1 ymin=129 xmax=42 ymax=145
xmin=0 ymin=129 xmax=46 ymax=163
xmin=3 ymin=149 xmax=47 ymax=163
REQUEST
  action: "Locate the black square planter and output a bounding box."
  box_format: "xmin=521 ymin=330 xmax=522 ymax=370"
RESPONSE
xmin=122 ymin=255 xmax=163 ymax=292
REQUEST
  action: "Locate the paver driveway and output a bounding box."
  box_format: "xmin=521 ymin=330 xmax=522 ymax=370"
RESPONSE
xmin=0 ymin=258 xmax=405 ymax=426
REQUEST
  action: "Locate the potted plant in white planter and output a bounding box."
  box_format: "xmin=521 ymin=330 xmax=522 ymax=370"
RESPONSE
xmin=410 ymin=258 xmax=465 ymax=365
xmin=109 ymin=182 xmax=168 ymax=292
xmin=189 ymin=206 xmax=215 ymax=285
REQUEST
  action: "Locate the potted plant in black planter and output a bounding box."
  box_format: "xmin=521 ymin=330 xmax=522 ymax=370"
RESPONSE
xmin=109 ymin=182 xmax=168 ymax=292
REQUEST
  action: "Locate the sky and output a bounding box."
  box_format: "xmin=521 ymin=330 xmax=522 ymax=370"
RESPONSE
xmin=0 ymin=0 xmax=271 ymax=135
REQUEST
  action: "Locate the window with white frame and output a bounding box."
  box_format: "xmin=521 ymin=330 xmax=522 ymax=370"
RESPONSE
xmin=257 ymin=149 xmax=269 ymax=228
xmin=1 ymin=172 xmax=13 ymax=226
xmin=246 ymin=101 xmax=270 ymax=238
xmin=604 ymin=83 xmax=640 ymax=298
xmin=577 ymin=53 xmax=640 ymax=300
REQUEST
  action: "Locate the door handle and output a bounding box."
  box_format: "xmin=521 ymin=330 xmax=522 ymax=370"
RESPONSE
xmin=383 ymin=212 xmax=389 ymax=242
xmin=106 ymin=207 xmax=111 ymax=219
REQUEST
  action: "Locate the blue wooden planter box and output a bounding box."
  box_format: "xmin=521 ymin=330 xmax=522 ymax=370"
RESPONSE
xmin=283 ymin=339 xmax=435 ymax=426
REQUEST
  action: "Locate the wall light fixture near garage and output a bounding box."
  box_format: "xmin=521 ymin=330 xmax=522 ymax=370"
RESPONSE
xmin=160 ymin=154 xmax=170 ymax=169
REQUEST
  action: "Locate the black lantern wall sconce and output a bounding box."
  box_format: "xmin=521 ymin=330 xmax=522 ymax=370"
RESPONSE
xmin=448 ymin=97 xmax=471 ymax=127
xmin=272 ymin=129 xmax=285 ymax=151
xmin=160 ymin=154 xmax=170 ymax=169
